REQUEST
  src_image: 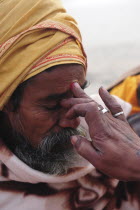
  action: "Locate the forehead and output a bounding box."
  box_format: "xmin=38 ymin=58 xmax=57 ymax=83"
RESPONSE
xmin=24 ymin=64 xmax=85 ymax=98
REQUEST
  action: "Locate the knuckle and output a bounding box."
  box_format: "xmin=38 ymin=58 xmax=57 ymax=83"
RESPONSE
xmin=78 ymin=92 xmax=87 ymax=98
xmin=88 ymin=102 xmax=98 ymax=111
xmin=70 ymin=104 xmax=81 ymax=117
xmin=90 ymin=101 xmax=97 ymax=106
xmin=69 ymin=99 xmax=75 ymax=106
xmin=73 ymin=104 xmax=80 ymax=111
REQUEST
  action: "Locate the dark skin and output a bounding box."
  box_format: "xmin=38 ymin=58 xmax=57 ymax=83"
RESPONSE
xmin=5 ymin=64 xmax=86 ymax=147
xmin=61 ymin=82 xmax=140 ymax=181
xmin=4 ymin=64 xmax=140 ymax=180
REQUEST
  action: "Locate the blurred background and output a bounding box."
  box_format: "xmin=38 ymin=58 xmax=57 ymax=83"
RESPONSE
xmin=62 ymin=0 xmax=140 ymax=94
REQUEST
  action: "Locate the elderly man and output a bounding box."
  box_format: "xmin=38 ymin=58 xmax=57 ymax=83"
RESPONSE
xmin=1 ymin=0 xmax=140 ymax=210
xmin=0 ymin=0 xmax=87 ymax=175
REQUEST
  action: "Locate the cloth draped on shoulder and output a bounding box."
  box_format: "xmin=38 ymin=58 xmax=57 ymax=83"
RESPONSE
xmin=0 ymin=0 xmax=86 ymax=110
xmin=110 ymin=74 xmax=140 ymax=115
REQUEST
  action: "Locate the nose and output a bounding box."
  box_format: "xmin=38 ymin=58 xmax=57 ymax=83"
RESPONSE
xmin=58 ymin=108 xmax=80 ymax=129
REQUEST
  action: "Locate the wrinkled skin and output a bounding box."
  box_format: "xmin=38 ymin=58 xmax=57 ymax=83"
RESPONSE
xmin=4 ymin=64 xmax=86 ymax=147
xmin=0 ymin=64 xmax=88 ymax=175
xmin=61 ymin=82 xmax=140 ymax=181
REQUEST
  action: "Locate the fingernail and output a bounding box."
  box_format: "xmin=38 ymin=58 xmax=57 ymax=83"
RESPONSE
xmin=71 ymin=136 xmax=78 ymax=145
xmin=70 ymin=81 xmax=79 ymax=90
xmin=101 ymin=86 xmax=107 ymax=90
xmin=100 ymin=86 xmax=108 ymax=92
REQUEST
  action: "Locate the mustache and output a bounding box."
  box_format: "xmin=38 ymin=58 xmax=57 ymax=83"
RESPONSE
xmin=14 ymin=127 xmax=81 ymax=154
xmin=38 ymin=128 xmax=80 ymax=155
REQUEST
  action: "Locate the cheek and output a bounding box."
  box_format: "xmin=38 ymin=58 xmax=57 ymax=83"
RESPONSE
xmin=18 ymin=108 xmax=59 ymax=138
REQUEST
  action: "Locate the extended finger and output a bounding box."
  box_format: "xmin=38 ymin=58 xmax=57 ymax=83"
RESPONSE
xmin=66 ymin=102 xmax=105 ymax=134
xmin=70 ymin=82 xmax=90 ymax=99
xmin=99 ymin=87 xmax=126 ymax=121
xmin=66 ymin=101 xmax=100 ymax=120
xmin=71 ymin=135 xmax=101 ymax=168
xmin=61 ymin=98 xmax=93 ymax=108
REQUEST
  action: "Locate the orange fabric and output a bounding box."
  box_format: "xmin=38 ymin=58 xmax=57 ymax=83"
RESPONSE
xmin=110 ymin=75 xmax=140 ymax=115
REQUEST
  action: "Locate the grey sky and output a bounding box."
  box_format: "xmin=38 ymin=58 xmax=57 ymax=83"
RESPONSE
xmin=62 ymin=0 xmax=140 ymax=47
xmin=61 ymin=0 xmax=140 ymax=93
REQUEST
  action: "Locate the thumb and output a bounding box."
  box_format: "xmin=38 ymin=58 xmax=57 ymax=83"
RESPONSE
xmin=71 ymin=136 xmax=99 ymax=166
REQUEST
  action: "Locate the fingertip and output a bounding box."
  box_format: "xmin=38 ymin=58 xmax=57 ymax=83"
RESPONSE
xmin=99 ymin=86 xmax=103 ymax=95
xmin=71 ymin=136 xmax=78 ymax=145
xmin=99 ymin=86 xmax=110 ymax=101
xmin=70 ymin=81 xmax=79 ymax=90
xmin=99 ymin=86 xmax=104 ymax=90
xmin=99 ymin=86 xmax=108 ymax=93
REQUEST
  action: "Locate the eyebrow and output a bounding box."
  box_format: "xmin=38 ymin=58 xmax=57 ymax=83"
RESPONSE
xmin=45 ymin=80 xmax=88 ymax=101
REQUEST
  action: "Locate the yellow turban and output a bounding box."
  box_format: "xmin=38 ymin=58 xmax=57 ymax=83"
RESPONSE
xmin=0 ymin=0 xmax=87 ymax=110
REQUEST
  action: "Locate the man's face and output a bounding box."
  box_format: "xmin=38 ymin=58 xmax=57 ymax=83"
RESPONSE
xmin=3 ymin=64 xmax=87 ymax=175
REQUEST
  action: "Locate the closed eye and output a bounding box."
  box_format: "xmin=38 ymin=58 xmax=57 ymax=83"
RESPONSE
xmin=81 ymin=80 xmax=90 ymax=90
xmin=38 ymin=80 xmax=89 ymax=111
xmin=43 ymin=103 xmax=61 ymax=111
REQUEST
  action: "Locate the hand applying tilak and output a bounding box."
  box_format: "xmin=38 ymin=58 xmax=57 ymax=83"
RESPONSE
xmin=61 ymin=82 xmax=140 ymax=181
